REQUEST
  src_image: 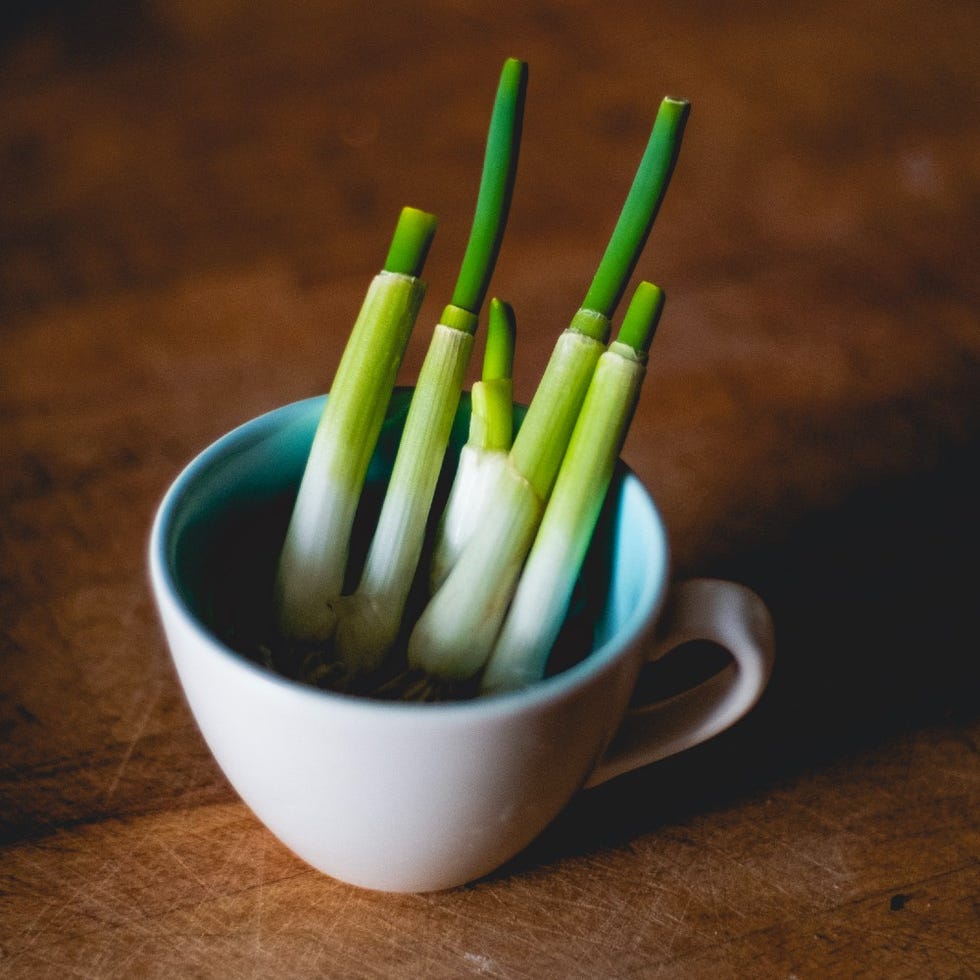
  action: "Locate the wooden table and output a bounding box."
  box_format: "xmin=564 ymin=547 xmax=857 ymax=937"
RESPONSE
xmin=2 ymin=1 xmax=978 ymax=975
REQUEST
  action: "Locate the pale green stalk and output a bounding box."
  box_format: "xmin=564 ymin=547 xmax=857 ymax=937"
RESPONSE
xmin=274 ymin=207 xmax=435 ymax=642
xmin=429 ymin=298 xmax=515 ymax=592
xmin=508 ymin=311 xmax=609 ymax=500
xmin=333 ymin=320 xmax=474 ymax=670
xmin=481 ymin=282 xmax=664 ymax=694
xmin=408 ymin=462 xmax=544 ymax=679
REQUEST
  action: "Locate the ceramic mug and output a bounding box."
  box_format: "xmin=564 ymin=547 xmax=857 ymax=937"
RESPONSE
xmin=149 ymin=391 xmax=775 ymax=892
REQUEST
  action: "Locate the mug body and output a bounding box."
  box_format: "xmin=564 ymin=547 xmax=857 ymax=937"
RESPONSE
xmin=150 ymin=393 xmax=669 ymax=891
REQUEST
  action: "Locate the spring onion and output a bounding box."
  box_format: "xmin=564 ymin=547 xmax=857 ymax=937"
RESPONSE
xmin=481 ymin=282 xmax=665 ymax=694
xmin=330 ymin=58 xmax=528 ymax=675
xmin=274 ymin=206 xmax=436 ymax=642
xmin=407 ymin=97 xmax=690 ymax=684
xmin=429 ymin=297 xmax=516 ymax=592
xmin=404 ymin=313 xmax=608 ymax=681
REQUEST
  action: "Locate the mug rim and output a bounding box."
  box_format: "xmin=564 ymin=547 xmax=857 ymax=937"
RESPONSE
xmin=149 ymin=393 xmax=671 ymax=721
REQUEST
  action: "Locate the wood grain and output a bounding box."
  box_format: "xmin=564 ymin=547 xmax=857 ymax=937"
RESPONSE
xmin=2 ymin=1 xmax=978 ymax=975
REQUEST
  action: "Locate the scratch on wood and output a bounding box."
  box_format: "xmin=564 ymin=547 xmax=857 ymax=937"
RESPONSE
xmin=103 ymin=685 xmax=161 ymax=806
xmin=153 ymin=833 xmax=212 ymax=892
xmin=253 ymin=832 xmax=265 ymax=959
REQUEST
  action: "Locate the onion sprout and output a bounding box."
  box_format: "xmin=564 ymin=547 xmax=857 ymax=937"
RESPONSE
xmin=429 ymin=297 xmax=516 ymax=592
xmin=274 ymin=206 xmax=436 ymax=642
xmin=481 ymin=282 xmax=665 ymax=694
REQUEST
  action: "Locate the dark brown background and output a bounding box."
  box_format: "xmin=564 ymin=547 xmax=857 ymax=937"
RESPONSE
xmin=2 ymin=1 xmax=978 ymax=975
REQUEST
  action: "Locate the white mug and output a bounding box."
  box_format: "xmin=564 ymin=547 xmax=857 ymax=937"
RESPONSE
xmin=149 ymin=392 xmax=774 ymax=892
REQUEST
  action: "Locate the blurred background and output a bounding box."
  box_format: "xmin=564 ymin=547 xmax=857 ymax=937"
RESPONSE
xmin=1 ymin=1 xmax=978 ymax=973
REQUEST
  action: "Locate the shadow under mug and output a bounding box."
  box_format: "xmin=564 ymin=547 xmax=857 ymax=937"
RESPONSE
xmin=149 ymin=390 xmax=775 ymax=892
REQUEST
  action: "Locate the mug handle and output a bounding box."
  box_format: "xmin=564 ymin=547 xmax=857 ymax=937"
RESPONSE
xmin=585 ymin=578 xmax=775 ymax=788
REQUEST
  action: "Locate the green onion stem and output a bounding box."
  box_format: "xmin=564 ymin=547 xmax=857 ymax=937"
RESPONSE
xmin=449 ymin=58 xmax=528 ymax=317
xmin=470 ymin=298 xmax=516 ymax=452
xmin=615 ymin=276 xmax=663 ymax=355
xmin=581 ymin=97 xmax=689 ymax=318
xmin=334 ymin=322 xmax=473 ymax=670
xmin=508 ymin=319 xmax=608 ymax=502
xmin=409 ymin=462 xmax=543 ymax=679
xmin=274 ymin=207 xmax=435 ymax=641
xmin=428 ymin=298 xmax=516 ymax=593
xmin=482 ymin=296 xmax=517 ymax=382
xmin=481 ymin=282 xmax=665 ymax=694
xmin=384 ymin=206 xmax=439 ymax=276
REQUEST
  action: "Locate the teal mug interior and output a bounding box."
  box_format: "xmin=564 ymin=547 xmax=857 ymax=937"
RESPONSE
xmin=154 ymin=388 xmax=670 ymax=699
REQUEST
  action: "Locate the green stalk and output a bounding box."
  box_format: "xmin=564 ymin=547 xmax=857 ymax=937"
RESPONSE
xmin=450 ymin=57 xmax=528 ymax=316
xmin=429 ymin=298 xmax=516 ymax=592
xmin=333 ymin=59 xmax=527 ymax=673
xmin=481 ymin=283 xmax=664 ymax=694
xmin=408 ymin=462 xmax=543 ymax=680
xmin=581 ymin=97 xmax=689 ymax=318
xmin=469 ymin=297 xmax=516 ymax=453
xmin=274 ymin=207 xmax=436 ymax=642
xmin=334 ymin=322 xmax=473 ymax=669
xmin=508 ymin=316 xmax=608 ymax=501
xmin=384 ymin=205 xmax=439 ymax=277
